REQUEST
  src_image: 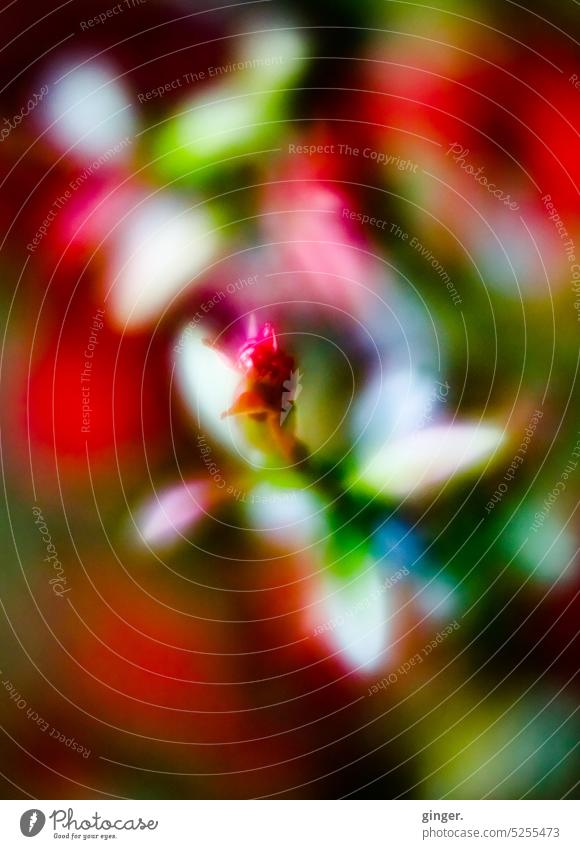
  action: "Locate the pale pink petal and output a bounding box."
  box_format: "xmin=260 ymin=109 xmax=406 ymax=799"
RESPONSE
xmin=135 ymin=479 xmax=219 ymax=547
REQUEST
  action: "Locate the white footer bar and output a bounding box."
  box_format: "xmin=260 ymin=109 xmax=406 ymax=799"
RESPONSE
xmin=1 ymin=799 xmax=578 ymax=848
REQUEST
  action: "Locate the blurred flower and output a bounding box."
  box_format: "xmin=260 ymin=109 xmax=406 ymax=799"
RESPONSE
xmin=135 ymin=291 xmax=506 ymax=673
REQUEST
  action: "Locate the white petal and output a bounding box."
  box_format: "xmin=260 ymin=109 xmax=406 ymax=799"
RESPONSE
xmin=353 ymin=368 xmax=449 ymax=453
xmin=354 ymin=422 xmax=505 ymax=498
xmin=110 ymin=196 xmax=219 ymax=329
xmin=239 ymin=24 xmax=308 ymax=90
xmin=314 ymin=564 xmax=390 ymax=672
xmin=135 ymin=479 xmax=216 ymax=547
xmin=44 ymin=59 xmax=135 ymax=160
xmin=175 ymin=325 xmax=240 ymax=450
xmin=245 ymin=482 xmax=326 ymax=549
